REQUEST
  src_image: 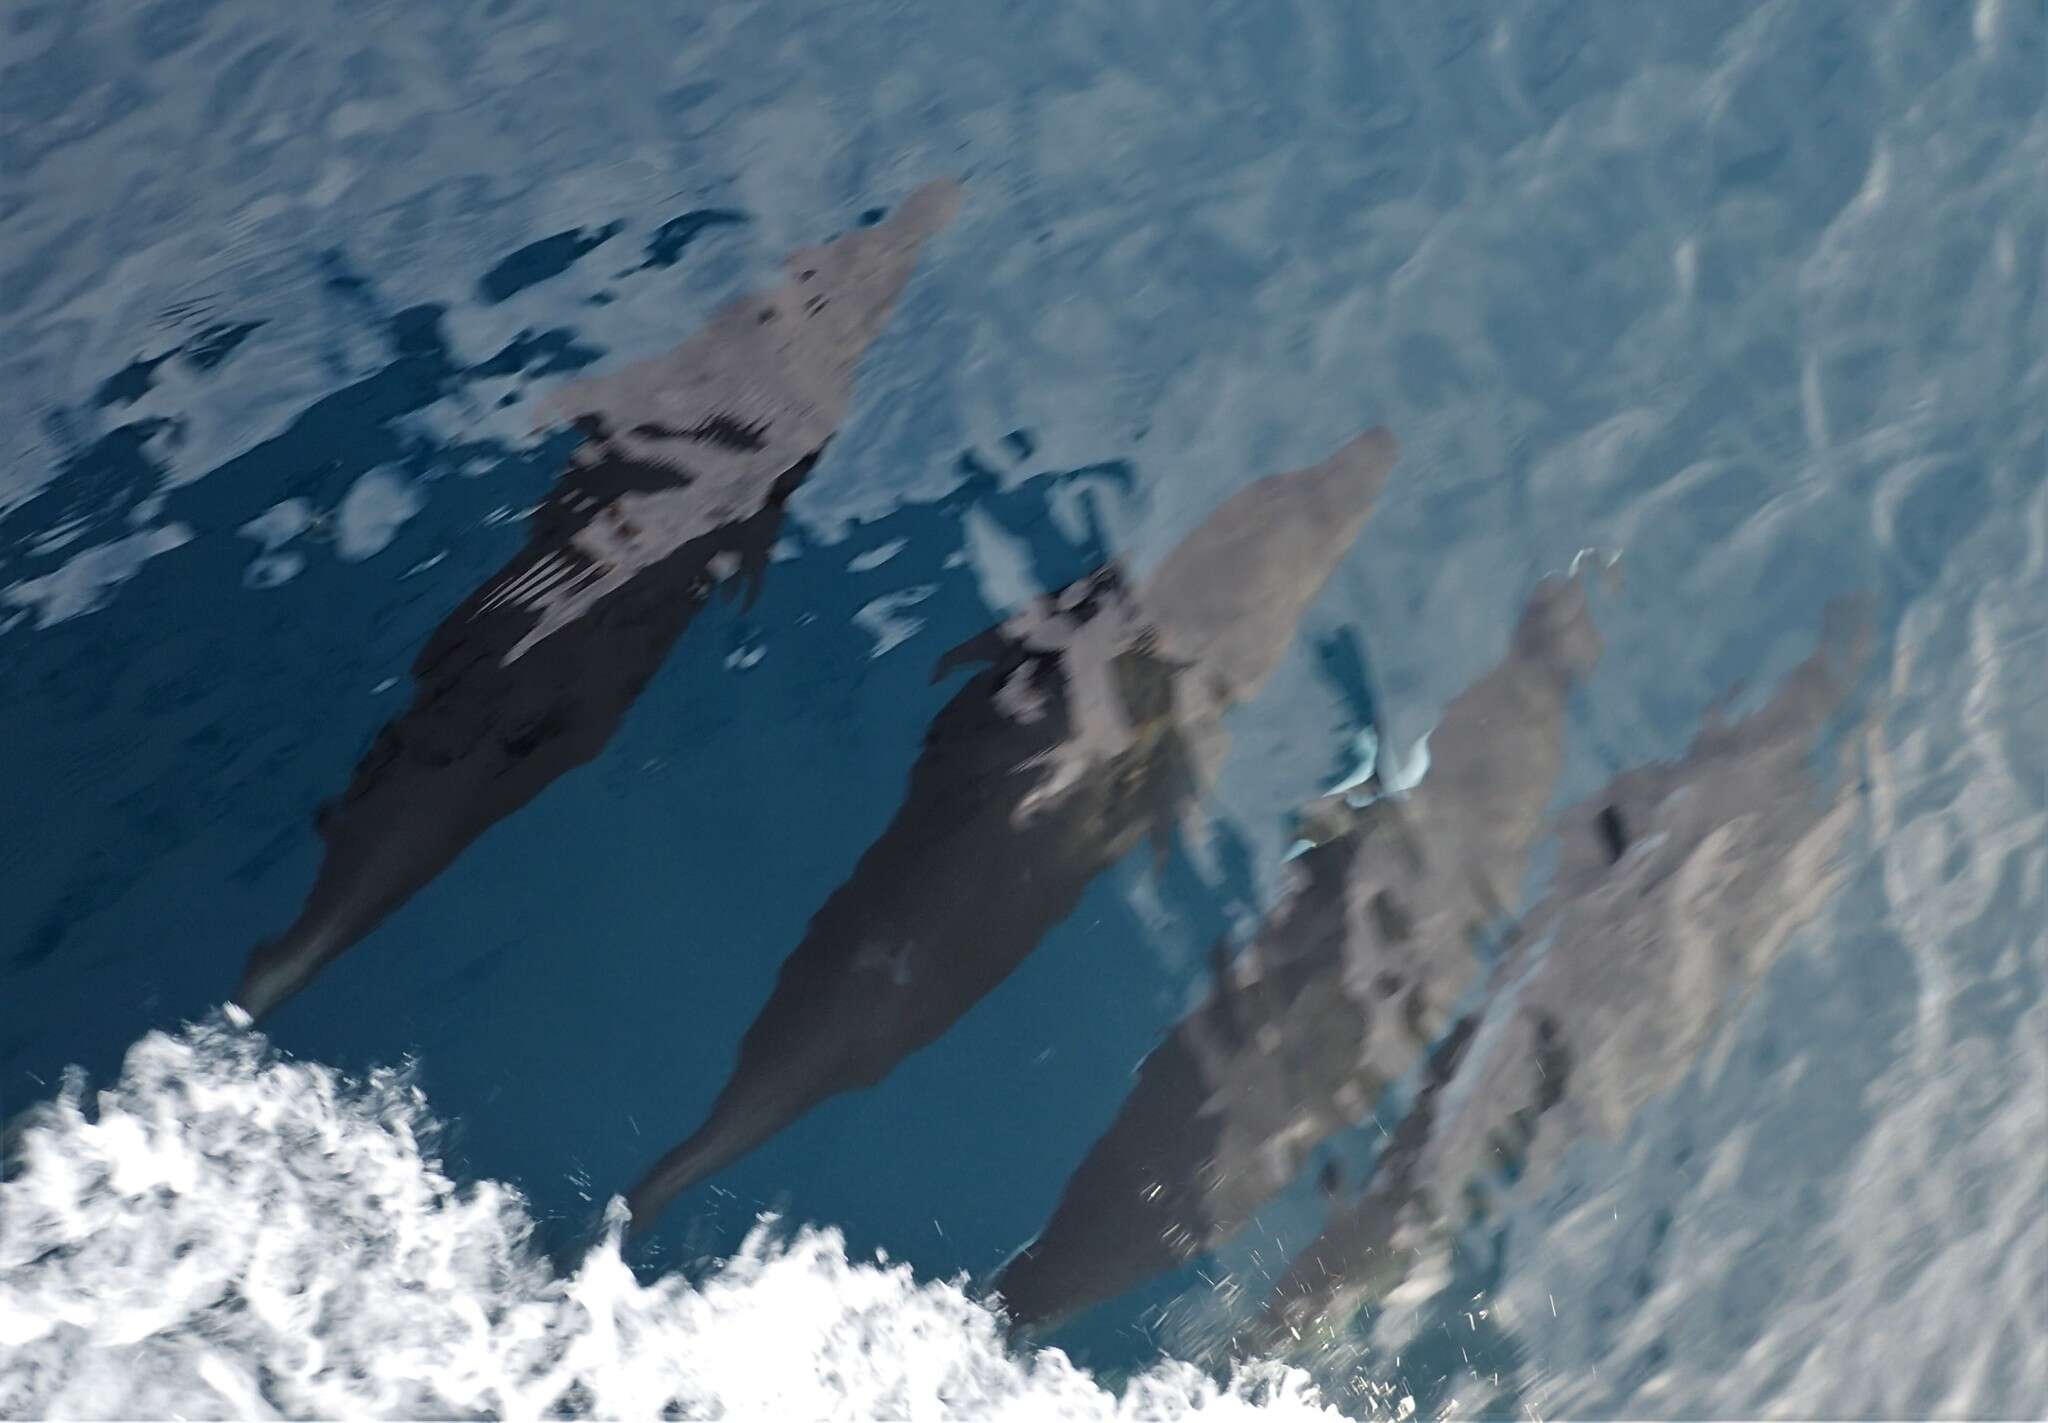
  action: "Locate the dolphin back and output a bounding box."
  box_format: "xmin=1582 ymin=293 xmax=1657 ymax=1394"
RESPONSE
xmin=994 ymin=569 xmax=1604 ymax=1333
xmin=233 ymin=184 xmax=961 ymax=1019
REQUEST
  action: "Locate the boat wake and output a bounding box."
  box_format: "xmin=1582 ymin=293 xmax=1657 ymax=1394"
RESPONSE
xmin=0 ymin=1014 xmax=1352 ymax=1420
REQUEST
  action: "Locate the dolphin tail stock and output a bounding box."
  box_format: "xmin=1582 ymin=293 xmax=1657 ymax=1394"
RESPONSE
xmin=231 ymin=939 xmax=296 ymax=1025
xmin=624 ymin=1081 xmax=811 ymax=1239
xmin=993 ymin=1226 xmax=1177 ymax=1341
xmin=232 ymin=909 xmax=353 ymax=1024
xmin=624 ymin=1120 xmax=753 ymax=1239
xmin=991 ymin=1240 xmax=1077 ymax=1340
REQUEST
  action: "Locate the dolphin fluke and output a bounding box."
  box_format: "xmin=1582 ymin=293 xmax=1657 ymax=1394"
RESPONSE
xmin=233 ymin=182 xmax=960 ymax=1020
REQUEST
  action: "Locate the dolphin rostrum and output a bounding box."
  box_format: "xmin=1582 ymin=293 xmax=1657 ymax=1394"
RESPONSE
xmin=234 ymin=181 xmax=963 ymax=1020
xmin=991 ymin=570 xmax=1605 ymax=1335
xmin=623 ymin=428 xmax=1403 ymax=1234
xmin=1257 ymin=599 xmax=1871 ymax=1353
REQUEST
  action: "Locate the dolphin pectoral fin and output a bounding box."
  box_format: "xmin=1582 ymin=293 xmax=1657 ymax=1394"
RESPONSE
xmin=1337 ymin=725 xmax=1431 ymax=808
xmin=727 ymin=531 xmax=775 ymax=613
xmin=1206 ymin=935 xmax=1248 ymax=1049
xmin=1146 ymin=809 xmax=1175 ymax=876
xmin=730 ymin=531 xmax=777 ymax=613
xmin=1386 ymin=727 xmax=1433 ymax=794
xmin=1324 ymin=726 xmax=1381 ymax=798
xmin=930 ymin=625 xmax=1011 ymax=684
xmin=728 ymin=448 xmax=823 ymax=613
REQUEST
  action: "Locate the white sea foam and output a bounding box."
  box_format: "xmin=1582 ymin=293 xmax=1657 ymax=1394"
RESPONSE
xmin=0 ymin=524 xmax=195 ymax=630
xmin=853 ymin=586 xmax=939 ymax=660
xmin=335 ymin=470 xmax=426 ymax=563
xmin=0 ymin=1018 xmax=1350 ymax=1421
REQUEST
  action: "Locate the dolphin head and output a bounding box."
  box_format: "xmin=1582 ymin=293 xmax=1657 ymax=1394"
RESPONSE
xmin=1139 ymin=428 xmax=1399 ymax=717
xmin=535 ymin=177 xmax=963 ymax=448
xmin=770 ymin=178 xmax=965 ymax=379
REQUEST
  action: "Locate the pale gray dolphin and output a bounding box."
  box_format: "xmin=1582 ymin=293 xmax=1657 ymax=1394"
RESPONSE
xmin=235 ymin=180 xmax=963 ymax=1020
xmin=991 ymin=571 xmax=1604 ymax=1335
xmin=623 ymin=429 xmax=1402 ymax=1234
xmin=1257 ymin=599 xmax=1871 ymax=1352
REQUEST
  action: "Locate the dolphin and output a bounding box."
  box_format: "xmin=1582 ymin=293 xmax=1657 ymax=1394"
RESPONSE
xmin=1255 ymin=598 xmax=1871 ymax=1351
xmin=1254 ymin=1010 xmax=1485 ymax=1351
xmin=234 ymin=180 xmax=964 ymax=1020
xmin=990 ymin=570 xmax=1605 ymax=1336
xmin=623 ymin=428 xmax=1403 ymax=1234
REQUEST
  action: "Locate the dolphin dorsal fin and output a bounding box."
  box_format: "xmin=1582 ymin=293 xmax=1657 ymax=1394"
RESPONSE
xmin=1207 ymin=934 xmax=1236 ymax=992
xmin=1206 ymin=934 xmax=1248 ymax=1048
xmin=1317 ymin=1157 xmax=1346 ymax=1203
xmin=930 ymin=562 xmax=1138 ymax=685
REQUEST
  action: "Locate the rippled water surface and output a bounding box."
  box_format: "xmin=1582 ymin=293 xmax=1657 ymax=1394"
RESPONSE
xmin=2 ymin=2 xmax=2044 ymax=1418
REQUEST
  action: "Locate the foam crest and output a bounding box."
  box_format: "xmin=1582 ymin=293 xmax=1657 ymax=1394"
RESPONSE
xmin=0 ymin=1019 xmax=1347 ymax=1420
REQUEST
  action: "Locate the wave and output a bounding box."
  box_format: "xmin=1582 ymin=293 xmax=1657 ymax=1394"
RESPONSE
xmin=0 ymin=1015 xmax=1359 ymax=1420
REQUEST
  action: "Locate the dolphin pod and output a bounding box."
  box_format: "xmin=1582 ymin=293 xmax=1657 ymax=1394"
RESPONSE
xmin=208 ymin=171 xmax=1875 ymax=1371
xmin=234 ymin=180 xmax=963 ymax=1020
xmin=990 ymin=587 xmax=1868 ymax=1347
xmin=991 ymin=570 xmax=1606 ymax=1335
xmin=622 ymin=428 xmax=1402 ymax=1234
xmin=1254 ymin=598 xmax=1871 ymax=1354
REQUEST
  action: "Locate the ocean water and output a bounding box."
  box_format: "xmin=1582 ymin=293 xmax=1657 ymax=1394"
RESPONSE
xmin=1 ymin=0 xmax=2044 ymax=1418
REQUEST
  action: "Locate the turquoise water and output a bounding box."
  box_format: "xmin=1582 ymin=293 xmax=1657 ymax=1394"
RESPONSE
xmin=3 ymin=2 xmax=2044 ymax=1417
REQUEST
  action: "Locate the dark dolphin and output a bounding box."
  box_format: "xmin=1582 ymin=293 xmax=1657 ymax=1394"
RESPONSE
xmin=991 ymin=570 xmax=1605 ymax=1335
xmin=1256 ymin=598 xmax=1871 ymax=1352
xmin=234 ymin=180 xmax=963 ymax=1020
xmin=623 ymin=429 xmax=1404 ymax=1233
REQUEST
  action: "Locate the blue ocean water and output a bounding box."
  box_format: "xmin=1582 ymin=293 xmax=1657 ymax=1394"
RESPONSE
xmin=3 ymin=1 xmax=2044 ymax=1417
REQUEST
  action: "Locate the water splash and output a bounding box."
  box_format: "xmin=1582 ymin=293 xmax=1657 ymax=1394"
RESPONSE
xmin=0 ymin=1016 xmax=1354 ymax=1420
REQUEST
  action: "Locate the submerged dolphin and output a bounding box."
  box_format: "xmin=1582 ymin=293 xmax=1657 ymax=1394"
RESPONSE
xmin=991 ymin=571 xmax=1605 ymax=1335
xmin=623 ymin=429 xmax=1403 ymax=1233
xmin=234 ymin=182 xmax=962 ymax=1020
xmin=1257 ymin=599 xmax=1871 ymax=1351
